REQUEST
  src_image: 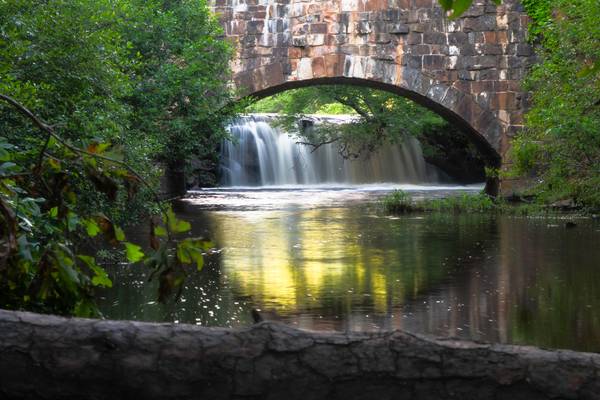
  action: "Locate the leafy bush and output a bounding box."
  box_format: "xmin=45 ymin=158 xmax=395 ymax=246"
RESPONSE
xmin=511 ymin=0 xmax=600 ymax=211
xmin=0 ymin=0 xmax=233 ymax=316
xmin=0 ymin=96 xmax=214 ymax=316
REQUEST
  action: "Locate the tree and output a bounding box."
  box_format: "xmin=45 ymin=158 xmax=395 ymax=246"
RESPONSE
xmin=121 ymin=0 xmax=237 ymax=183
xmin=0 ymin=0 xmax=232 ymax=315
xmin=511 ymin=0 xmax=600 ymax=209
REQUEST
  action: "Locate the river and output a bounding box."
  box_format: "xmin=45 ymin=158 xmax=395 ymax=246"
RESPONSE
xmin=98 ymin=115 xmax=600 ymax=352
xmin=98 ymin=185 xmax=600 ymax=352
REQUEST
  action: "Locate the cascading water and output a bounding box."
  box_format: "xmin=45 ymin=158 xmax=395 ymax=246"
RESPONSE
xmin=219 ymin=114 xmax=442 ymax=186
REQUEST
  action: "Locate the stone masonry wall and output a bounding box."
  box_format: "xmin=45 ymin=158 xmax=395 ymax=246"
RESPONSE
xmin=212 ymin=0 xmax=535 ymax=182
xmin=1 ymin=309 xmax=599 ymax=399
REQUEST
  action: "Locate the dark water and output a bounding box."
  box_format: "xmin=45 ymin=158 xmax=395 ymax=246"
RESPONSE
xmin=98 ymin=186 xmax=600 ymax=352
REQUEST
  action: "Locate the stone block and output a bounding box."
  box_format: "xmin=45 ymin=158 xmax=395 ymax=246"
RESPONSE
xmin=246 ymin=20 xmax=264 ymax=34
xmin=356 ymin=21 xmax=372 ymax=34
xmin=306 ymin=34 xmax=325 ymax=46
xmin=310 ymin=23 xmax=328 ymax=34
xmin=406 ymin=32 xmax=422 ymax=45
xmin=311 ymin=57 xmax=326 ymax=77
xmin=388 ymin=23 xmax=410 ymax=34
xmin=292 ymin=35 xmax=308 ymax=47
xmin=463 ymin=15 xmax=497 ymax=32
xmin=297 ymin=57 xmax=313 ymax=79
xmin=422 ymin=55 xmax=444 ymax=70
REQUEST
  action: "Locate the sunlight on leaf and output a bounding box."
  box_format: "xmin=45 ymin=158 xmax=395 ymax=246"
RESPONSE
xmin=125 ymin=242 xmax=144 ymax=262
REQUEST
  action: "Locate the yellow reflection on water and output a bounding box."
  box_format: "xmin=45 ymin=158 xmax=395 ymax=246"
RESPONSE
xmin=209 ymin=207 xmax=421 ymax=316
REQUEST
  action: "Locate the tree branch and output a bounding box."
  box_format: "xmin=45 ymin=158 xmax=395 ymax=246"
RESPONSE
xmin=296 ymin=137 xmax=341 ymax=153
xmin=0 ymin=93 xmax=174 ymax=240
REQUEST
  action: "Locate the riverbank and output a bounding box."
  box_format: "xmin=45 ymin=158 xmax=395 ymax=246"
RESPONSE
xmin=382 ymin=190 xmax=596 ymax=218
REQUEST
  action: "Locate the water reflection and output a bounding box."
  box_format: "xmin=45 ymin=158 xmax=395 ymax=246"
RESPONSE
xmin=98 ymin=189 xmax=600 ymax=352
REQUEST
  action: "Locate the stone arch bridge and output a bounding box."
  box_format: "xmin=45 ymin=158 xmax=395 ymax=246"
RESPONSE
xmin=212 ymin=0 xmax=534 ymax=192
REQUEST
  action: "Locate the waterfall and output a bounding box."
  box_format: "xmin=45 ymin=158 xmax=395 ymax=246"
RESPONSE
xmin=219 ymin=114 xmax=441 ymax=187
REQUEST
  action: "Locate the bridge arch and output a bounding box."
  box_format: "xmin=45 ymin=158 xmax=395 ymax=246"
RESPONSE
xmin=240 ymin=75 xmax=502 ymax=167
xmin=213 ymin=0 xmax=534 ymax=191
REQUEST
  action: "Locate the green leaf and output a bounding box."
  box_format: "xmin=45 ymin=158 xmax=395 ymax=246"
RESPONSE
xmin=176 ymin=238 xmax=208 ymax=271
xmin=56 ymin=252 xmax=80 ymax=295
xmin=0 ymin=140 xmax=14 ymax=163
xmin=74 ymin=299 xmax=98 ymax=317
xmin=165 ymin=208 xmax=191 ymax=234
xmin=449 ymin=0 xmax=473 ymax=18
xmin=0 ymin=147 xmax=10 ymax=162
xmin=125 ymin=242 xmax=144 ymax=262
xmin=83 ymin=219 xmax=101 ymax=237
xmin=67 ymin=211 xmax=79 ymax=232
xmin=438 ymin=0 xmax=454 ymax=10
xmin=154 ymin=225 xmax=168 ymax=237
xmin=144 ymin=243 xmax=168 ymax=273
xmin=78 ymin=255 xmax=112 ymax=288
xmin=114 ymin=226 xmax=126 ymax=241
xmin=0 ymin=162 xmax=18 ymax=174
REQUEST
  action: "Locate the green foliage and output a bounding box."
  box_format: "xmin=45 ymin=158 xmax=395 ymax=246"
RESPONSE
xmin=0 ymin=97 xmax=215 ymax=316
xmin=249 ymin=85 xmax=449 ymax=159
xmin=0 ymin=0 xmax=236 ymax=208
xmin=0 ymin=0 xmax=230 ymax=316
xmin=248 ymin=90 xmax=357 ymax=115
xmin=382 ymin=190 xmax=414 ymax=213
xmin=511 ymin=0 xmax=600 ymax=210
xmin=0 ymin=104 xmax=135 ymax=315
xmin=0 ymin=0 xmax=132 ymax=142
xmin=121 ymin=0 xmax=237 ymax=171
xmin=382 ymin=191 xmax=552 ymax=215
xmin=521 ymin=0 xmax=553 ymax=38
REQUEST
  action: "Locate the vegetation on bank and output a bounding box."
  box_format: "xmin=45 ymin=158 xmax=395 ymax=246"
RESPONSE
xmin=510 ymin=0 xmax=600 ymax=210
xmin=381 ymin=190 xmax=577 ymax=216
xmin=0 ymin=0 xmax=233 ymax=316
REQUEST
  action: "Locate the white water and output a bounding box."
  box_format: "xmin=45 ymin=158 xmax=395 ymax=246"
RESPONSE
xmin=219 ymin=114 xmax=442 ymax=187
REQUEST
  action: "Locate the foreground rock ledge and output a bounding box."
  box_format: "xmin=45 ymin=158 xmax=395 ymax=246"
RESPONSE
xmin=1 ymin=310 xmax=599 ymax=399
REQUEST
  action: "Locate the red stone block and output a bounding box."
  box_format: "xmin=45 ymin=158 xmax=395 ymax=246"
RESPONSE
xmin=413 ymin=0 xmax=433 ymax=8
xmin=324 ymin=54 xmax=345 ymax=76
xmin=312 ymin=57 xmax=326 ymax=77
xmin=288 ymin=47 xmax=303 ymax=59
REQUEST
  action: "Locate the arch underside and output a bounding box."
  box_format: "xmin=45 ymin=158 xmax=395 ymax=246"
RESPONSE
xmin=236 ymin=72 xmax=502 ymax=166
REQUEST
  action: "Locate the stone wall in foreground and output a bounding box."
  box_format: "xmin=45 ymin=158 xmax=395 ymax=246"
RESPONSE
xmin=0 ymin=309 xmax=599 ymax=399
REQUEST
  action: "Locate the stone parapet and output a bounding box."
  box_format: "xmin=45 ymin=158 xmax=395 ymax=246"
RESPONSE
xmin=0 ymin=309 xmax=599 ymax=399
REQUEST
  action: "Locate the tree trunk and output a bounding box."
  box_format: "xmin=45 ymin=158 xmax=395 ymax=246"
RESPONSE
xmin=0 ymin=309 xmax=598 ymax=399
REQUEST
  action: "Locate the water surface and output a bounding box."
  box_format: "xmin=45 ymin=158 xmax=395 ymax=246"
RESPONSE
xmin=99 ymin=186 xmax=600 ymax=352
